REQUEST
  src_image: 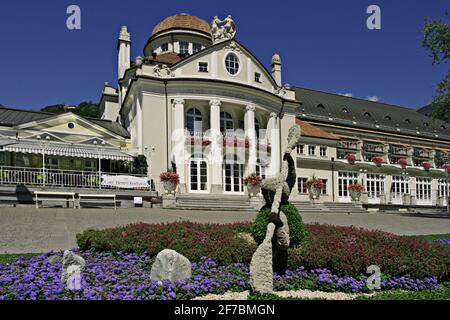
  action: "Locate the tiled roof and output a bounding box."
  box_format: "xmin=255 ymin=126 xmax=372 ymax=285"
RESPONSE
xmin=152 ymin=13 xmax=211 ymax=36
xmin=0 ymin=107 xmax=129 ymax=138
xmin=146 ymin=52 xmax=184 ymax=65
xmin=296 ymin=119 xmax=340 ymax=140
xmin=295 ymin=87 xmax=450 ymax=141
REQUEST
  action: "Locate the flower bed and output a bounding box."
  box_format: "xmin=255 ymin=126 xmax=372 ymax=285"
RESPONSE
xmin=76 ymin=222 xmax=450 ymax=281
xmin=433 ymin=238 xmax=450 ymax=245
xmin=0 ymin=253 xmax=440 ymax=300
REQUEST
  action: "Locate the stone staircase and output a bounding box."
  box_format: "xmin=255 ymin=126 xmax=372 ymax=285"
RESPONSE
xmin=322 ymin=202 xmax=366 ymax=213
xmin=291 ymin=201 xmax=326 ymax=213
xmin=173 ymin=194 xmax=258 ymax=211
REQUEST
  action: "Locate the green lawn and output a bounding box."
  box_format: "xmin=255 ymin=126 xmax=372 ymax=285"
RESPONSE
xmin=0 ymin=253 xmax=40 ymax=265
xmin=414 ymin=233 xmax=450 ymax=241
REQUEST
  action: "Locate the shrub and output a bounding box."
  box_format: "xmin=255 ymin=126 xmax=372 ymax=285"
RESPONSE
xmin=287 ymin=223 xmax=450 ymax=280
xmin=251 ymin=203 xmax=307 ymax=247
xmin=77 ymin=221 xmax=255 ymax=266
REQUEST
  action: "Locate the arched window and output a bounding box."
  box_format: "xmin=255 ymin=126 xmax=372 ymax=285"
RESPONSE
xmin=342 ymin=108 xmax=349 ymax=113
xmin=385 ymin=115 xmax=392 ymax=121
xmin=364 ymin=112 xmax=371 ymax=117
xmin=405 ymin=119 xmax=411 ymax=124
xmin=186 ymin=108 xmax=203 ymax=134
xmin=220 ymin=111 xmax=234 ymax=132
xmin=441 ymin=125 xmax=446 ymax=130
xmin=317 ymin=104 xmax=325 ymax=110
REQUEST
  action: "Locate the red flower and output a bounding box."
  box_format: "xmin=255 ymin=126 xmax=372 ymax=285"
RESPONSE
xmin=397 ymin=158 xmax=408 ymax=167
xmin=244 ymin=174 xmax=262 ymax=186
xmin=345 ymin=154 xmax=356 ymax=163
xmin=160 ymin=172 xmax=180 ymax=184
xmin=348 ymin=183 xmax=364 ymax=192
xmin=305 ymin=177 xmax=324 ymax=190
xmin=422 ymin=162 xmax=432 ymax=171
xmin=121 ymin=231 xmax=128 ymax=238
xmin=371 ymin=156 xmax=384 ymax=166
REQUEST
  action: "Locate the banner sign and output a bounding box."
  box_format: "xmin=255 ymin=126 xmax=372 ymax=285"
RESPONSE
xmin=101 ymin=175 xmax=149 ymax=189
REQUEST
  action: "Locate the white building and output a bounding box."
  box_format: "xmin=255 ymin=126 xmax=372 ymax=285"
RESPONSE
xmin=1 ymin=13 xmax=449 ymax=211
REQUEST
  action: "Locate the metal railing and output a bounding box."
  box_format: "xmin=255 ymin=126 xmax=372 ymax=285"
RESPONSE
xmin=0 ymin=166 xmax=149 ymax=190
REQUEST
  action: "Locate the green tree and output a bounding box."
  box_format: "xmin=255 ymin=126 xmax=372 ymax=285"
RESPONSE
xmin=422 ymin=12 xmax=450 ymax=122
xmin=40 ymin=101 xmax=100 ymax=118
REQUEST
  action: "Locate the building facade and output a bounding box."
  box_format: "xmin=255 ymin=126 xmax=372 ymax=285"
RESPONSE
xmin=1 ymin=13 xmax=449 ymax=209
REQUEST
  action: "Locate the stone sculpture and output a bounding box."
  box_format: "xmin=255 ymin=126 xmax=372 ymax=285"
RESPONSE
xmin=211 ymin=15 xmax=237 ymax=43
xmin=150 ymin=249 xmax=192 ymax=282
xmin=61 ymin=250 xmax=85 ymax=284
xmin=250 ymin=124 xmax=301 ymax=292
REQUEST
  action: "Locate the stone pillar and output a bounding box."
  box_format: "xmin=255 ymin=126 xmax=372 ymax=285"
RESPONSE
xmin=210 ymin=99 xmax=223 ymax=194
xmin=407 ymin=147 xmax=414 ymax=167
xmin=173 ymin=98 xmax=186 ymax=193
xmin=383 ymin=144 xmax=390 ymax=164
xmin=384 ymin=175 xmax=392 ymax=204
xmin=430 ymin=150 xmax=436 ymax=168
xmin=266 ymin=112 xmax=280 ymax=178
xmin=118 ymin=26 xmax=131 ymax=80
xmin=356 ymin=141 xmax=363 ymax=161
xmin=410 ymin=177 xmax=417 ymax=205
xmin=245 ymin=105 xmax=257 ymax=176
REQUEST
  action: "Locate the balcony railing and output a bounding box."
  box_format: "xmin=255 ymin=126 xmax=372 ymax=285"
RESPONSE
xmin=363 ymin=143 xmax=384 ymax=153
xmin=337 ymin=141 xmax=358 ymax=150
xmin=0 ymin=166 xmax=149 ymax=190
xmin=390 ymin=146 xmax=408 ymax=156
xmin=413 ymin=149 xmax=430 ymax=158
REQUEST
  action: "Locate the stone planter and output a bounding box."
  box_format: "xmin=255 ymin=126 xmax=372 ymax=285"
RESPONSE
xmin=247 ymin=184 xmax=261 ymax=198
xmin=349 ymin=190 xmax=362 ymax=202
xmin=308 ymin=187 xmax=321 ymax=200
xmin=162 ymin=180 xmax=178 ymax=195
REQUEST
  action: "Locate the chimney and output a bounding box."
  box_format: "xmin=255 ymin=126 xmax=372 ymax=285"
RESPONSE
xmin=271 ymin=53 xmax=282 ymax=87
xmin=118 ymin=26 xmax=131 ymax=79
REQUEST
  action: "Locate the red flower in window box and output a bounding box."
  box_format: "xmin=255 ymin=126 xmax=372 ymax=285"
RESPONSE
xmin=397 ymin=158 xmax=408 ymax=168
xmin=422 ymin=161 xmax=432 ymax=171
xmin=371 ymin=156 xmax=384 ymax=167
xmin=348 ymin=183 xmax=364 ymax=193
xmin=345 ymin=154 xmax=356 ymax=164
xmin=159 ymin=171 xmax=180 ymax=184
xmin=243 ymin=174 xmax=262 ymax=186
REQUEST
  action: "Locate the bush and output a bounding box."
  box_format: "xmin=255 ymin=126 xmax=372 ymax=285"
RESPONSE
xmin=287 ymin=223 xmax=450 ymax=280
xmin=251 ymin=203 xmax=307 ymax=247
xmin=76 ymin=221 xmax=255 ymax=266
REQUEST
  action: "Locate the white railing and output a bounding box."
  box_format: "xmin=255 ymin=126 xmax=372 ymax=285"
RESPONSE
xmin=0 ymin=166 xmax=149 ymax=190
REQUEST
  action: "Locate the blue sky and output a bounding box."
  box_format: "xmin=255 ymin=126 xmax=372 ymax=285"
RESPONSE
xmin=0 ymin=0 xmax=448 ymax=110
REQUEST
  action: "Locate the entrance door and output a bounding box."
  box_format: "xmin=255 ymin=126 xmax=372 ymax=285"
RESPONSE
xmin=223 ymin=163 xmax=244 ymax=193
xmin=366 ymin=174 xmax=385 ymax=204
xmin=189 ymin=157 xmax=208 ymax=192
xmin=416 ymin=177 xmax=432 ymax=205
xmin=391 ymin=176 xmax=409 ymax=204
xmin=338 ymin=171 xmax=359 ymax=202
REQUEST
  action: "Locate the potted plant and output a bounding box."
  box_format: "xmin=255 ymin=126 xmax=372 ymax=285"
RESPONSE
xmin=345 ymin=154 xmax=357 ymax=164
xmin=348 ymin=183 xmax=364 ymax=201
xmin=372 ymin=156 xmax=384 ymax=167
xmin=422 ymin=161 xmax=432 ymax=171
xmin=397 ymin=158 xmax=408 ymax=169
xmin=244 ymin=173 xmax=262 ymax=197
xmin=160 ymin=171 xmax=179 ymax=195
xmin=305 ymin=176 xmax=324 ymax=200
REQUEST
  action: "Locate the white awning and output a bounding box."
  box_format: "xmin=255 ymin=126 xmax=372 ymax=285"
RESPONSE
xmin=0 ymin=140 xmax=133 ymax=161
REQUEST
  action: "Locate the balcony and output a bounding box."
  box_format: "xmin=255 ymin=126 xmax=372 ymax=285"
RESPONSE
xmin=363 ymin=143 xmax=384 ymax=153
xmin=337 ymin=141 xmax=358 ymax=150
xmin=390 ymin=146 xmax=408 ymax=156
xmin=413 ymin=149 xmax=430 ymax=159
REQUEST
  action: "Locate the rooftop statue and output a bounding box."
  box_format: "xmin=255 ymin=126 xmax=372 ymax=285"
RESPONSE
xmin=211 ymin=15 xmax=236 ymax=43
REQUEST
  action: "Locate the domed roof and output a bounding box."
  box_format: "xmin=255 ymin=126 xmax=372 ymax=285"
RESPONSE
xmin=152 ymin=13 xmax=211 ymax=36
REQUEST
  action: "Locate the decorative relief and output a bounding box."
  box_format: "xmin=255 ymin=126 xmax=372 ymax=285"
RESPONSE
xmin=209 ymin=99 xmax=222 ymax=107
xmin=153 ymin=64 xmax=174 ymax=78
xmin=246 ymin=105 xmax=255 ymax=112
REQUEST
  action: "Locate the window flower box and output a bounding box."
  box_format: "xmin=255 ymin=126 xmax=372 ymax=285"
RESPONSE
xmin=371 ymin=156 xmax=384 ymax=167
xmin=397 ymin=158 xmax=408 ymax=169
xmin=422 ymin=162 xmax=432 ymax=171
xmin=345 ymin=154 xmax=357 ymax=164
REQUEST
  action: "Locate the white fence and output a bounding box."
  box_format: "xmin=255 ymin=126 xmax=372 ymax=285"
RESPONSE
xmin=0 ymin=166 xmax=151 ymax=190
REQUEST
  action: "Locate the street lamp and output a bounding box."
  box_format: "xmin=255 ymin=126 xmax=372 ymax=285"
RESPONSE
xmin=37 ymin=135 xmax=50 ymax=187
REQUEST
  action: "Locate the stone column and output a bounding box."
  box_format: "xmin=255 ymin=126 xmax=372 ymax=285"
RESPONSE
xmin=356 ymin=141 xmax=363 ymax=161
xmin=266 ymin=112 xmax=280 ymax=178
xmin=407 ymin=147 xmax=414 ymax=167
xmin=384 ymin=175 xmax=392 ymax=204
xmin=383 ymin=144 xmax=390 ymax=164
xmin=173 ymin=98 xmax=186 ymax=193
xmin=210 ymin=99 xmax=223 ymax=194
xmin=245 ymin=105 xmax=257 ymax=176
